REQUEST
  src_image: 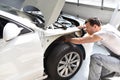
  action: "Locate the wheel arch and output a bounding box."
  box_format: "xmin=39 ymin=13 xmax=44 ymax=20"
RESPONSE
xmin=44 ymin=37 xmax=86 ymax=63
xmin=76 ymin=44 xmax=86 ymax=60
xmin=43 ymin=36 xmax=64 ymax=73
xmin=44 ymin=36 xmax=64 ymax=58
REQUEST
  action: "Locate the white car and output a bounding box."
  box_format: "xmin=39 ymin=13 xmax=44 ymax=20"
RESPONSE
xmin=0 ymin=0 xmax=94 ymax=80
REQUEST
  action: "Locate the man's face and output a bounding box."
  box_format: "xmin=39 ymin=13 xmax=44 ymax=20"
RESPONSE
xmin=85 ymin=22 xmax=96 ymax=35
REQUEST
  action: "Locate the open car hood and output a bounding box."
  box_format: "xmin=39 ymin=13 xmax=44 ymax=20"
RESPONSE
xmin=21 ymin=0 xmax=65 ymax=28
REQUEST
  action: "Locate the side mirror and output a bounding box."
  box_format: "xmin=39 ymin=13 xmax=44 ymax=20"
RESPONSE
xmin=3 ymin=23 xmax=23 ymax=41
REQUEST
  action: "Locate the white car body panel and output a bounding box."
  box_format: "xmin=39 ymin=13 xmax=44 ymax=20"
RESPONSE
xmin=0 ymin=32 xmax=44 ymax=80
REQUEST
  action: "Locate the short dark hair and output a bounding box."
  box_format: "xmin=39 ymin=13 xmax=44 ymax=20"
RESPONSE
xmin=85 ymin=17 xmax=101 ymax=26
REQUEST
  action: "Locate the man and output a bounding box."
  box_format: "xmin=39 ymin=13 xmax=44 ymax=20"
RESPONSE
xmin=65 ymin=17 xmax=120 ymax=80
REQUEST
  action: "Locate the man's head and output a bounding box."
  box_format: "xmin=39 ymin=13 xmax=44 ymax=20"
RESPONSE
xmin=85 ymin=17 xmax=101 ymax=35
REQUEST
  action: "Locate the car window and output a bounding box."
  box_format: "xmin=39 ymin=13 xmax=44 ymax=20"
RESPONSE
xmin=19 ymin=26 xmax=32 ymax=35
xmin=0 ymin=17 xmax=8 ymax=38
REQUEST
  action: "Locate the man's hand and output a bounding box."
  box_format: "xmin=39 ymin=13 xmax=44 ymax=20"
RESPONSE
xmin=77 ymin=25 xmax=86 ymax=29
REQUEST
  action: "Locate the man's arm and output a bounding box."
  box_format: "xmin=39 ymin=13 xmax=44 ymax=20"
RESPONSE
xmin=65 ymin=34 xmax=102 ymax=44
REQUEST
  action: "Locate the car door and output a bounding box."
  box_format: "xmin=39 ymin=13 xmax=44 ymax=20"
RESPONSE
xmin=0 ymin=23 xmax=44 ymax=80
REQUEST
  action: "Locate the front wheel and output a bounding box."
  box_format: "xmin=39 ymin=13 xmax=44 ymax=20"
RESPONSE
xmin=46 ymin=43 xmax=84 ymax=80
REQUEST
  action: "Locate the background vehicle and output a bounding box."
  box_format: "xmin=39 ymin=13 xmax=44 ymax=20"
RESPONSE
xmin=0 ymin=0 xmax=94 ymax=80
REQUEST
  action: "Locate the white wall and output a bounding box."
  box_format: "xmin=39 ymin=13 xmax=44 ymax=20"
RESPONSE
xmin=62 ymin=2 xmax=120 ymax=24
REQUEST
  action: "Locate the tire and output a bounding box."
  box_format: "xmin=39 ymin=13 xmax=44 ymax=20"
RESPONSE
xmin=46 ymin=42 xmax=84 ymax=80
